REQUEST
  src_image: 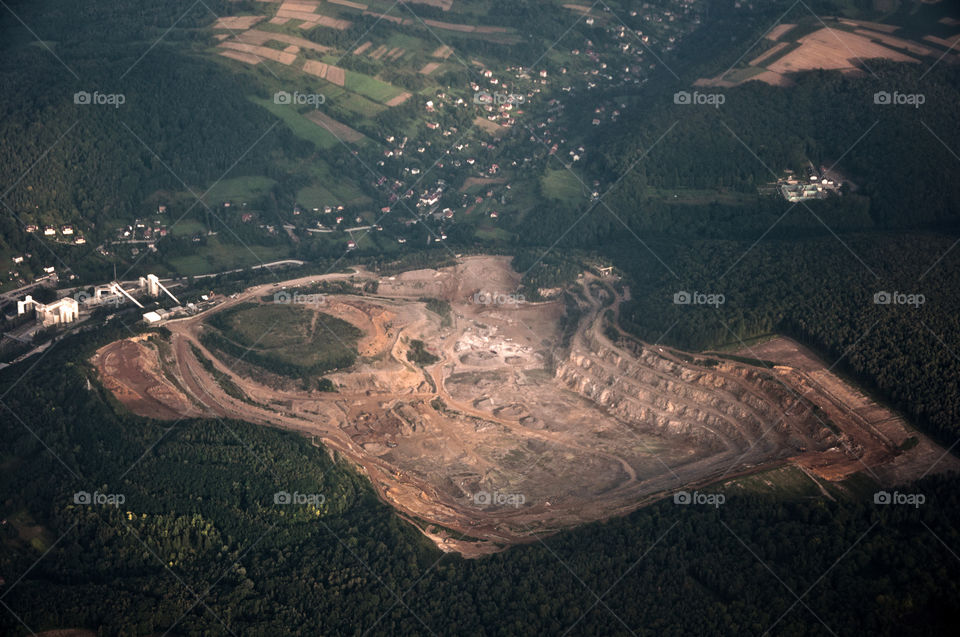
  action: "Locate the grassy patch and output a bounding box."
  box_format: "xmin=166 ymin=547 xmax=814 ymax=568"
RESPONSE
xmin=541 ymin=168 xmax=587 ymax=203
xmin=722 ymin=465 xmax=823 ymax=498
xmin=167 ymin=239 xmax=289 ymax=276
xmin=202 ymin=175 xmax=277 ymax=206
xmin=646 ymin=187 xmax=758 ymax=206
xmin=169 ymin=218 xmax=206 ymax=238
xmin=475 ymin=226 xmax=513 ymax=241
xmin=249 ymin=95 xmax=339 ymax=149
xmin=344 ymin=71 xmax=406 ymax=103
xmin=204 ymin=302 xmax=361 ymax=377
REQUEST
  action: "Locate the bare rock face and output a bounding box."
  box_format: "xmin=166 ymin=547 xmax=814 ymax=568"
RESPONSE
xmin=101 ymin=257 xmax=907 ymax=557
xmin=556 ymin=335 xmax=837 ymax=460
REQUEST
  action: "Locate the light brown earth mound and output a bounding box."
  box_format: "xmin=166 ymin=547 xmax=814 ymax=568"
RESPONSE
xmin=93 ymin=257 xmax=954 ymax=556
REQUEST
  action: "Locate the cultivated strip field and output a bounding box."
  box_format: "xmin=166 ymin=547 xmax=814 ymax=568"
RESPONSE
xmin=305 ymin=110 xmax=365 ymax=141
xmin=302 ymin=60 xmax=346 ymax=85
xmin=236 ymin=29 xmax=332 ymax=53
xmin=218 ymin=41 xmax=298 ymax=65
xmin=767 ymin=27 xmax=917 ymax=74
xmin=212 ymin=16 xmax=265 ymax=30
xmin=696 ymin=18 xmax=951 ymax=88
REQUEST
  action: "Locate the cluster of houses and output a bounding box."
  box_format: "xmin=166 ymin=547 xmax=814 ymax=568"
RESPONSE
xmin=24 ymin=223 xmax=86 ymax=245
xmin=778 ymin=167 xmax=842 ymax=202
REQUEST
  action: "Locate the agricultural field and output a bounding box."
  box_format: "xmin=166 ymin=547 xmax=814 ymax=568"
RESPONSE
xmin=167 ymin=240 xmax=290 ymax=277
xmin=541 ymin=168 xmax=588 ymax=203
xmin=201 ymin=176 xmax=278 ymax=205
xmin=248 ymin=96 xmax=340 ymax=149
xmin=696 ymin=13 xmax=960 ymax=87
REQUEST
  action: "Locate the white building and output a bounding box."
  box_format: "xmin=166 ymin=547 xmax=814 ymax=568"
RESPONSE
xmin=17 ymin=295 xmax=79 ymax=326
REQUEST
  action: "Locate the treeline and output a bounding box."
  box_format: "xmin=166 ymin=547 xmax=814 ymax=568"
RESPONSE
xmin=606 ymin=232 xmax=960 ymax=445
xmin=0 ymin=0 xmax=365 ymax=280
xmin=2 ymin=326 xmax=960 ymax=635
xmin=582 ymin=61 xmax=960 ymax=234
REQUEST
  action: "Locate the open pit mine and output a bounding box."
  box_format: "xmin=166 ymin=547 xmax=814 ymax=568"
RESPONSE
xmin=92 ymin=256 xmax=956 ymax=556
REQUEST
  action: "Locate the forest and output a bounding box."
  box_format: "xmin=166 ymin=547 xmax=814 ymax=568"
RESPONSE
xmin=3 ymin=0 xmax=960 ymax=633
xmin=504 ymin=59 xmax=960 ymax=445
xmin=1 ymin=325 xmax=959 ymax=635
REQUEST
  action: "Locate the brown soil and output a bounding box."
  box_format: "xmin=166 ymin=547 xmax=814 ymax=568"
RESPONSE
xmin=305 ymin=110 xmax=364 ymax=142
xmin=94 ymin=258 xmax=953 ymax=556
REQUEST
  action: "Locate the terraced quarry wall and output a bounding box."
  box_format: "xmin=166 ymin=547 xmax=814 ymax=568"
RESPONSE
xmin=92 ymin=257 xmax=957 ymax=555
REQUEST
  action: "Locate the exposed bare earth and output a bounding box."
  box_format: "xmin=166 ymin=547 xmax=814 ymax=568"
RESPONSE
xmin=218 ymin=41 xmax=297 ymax=65
xmin=305 ymin=110 xmax=364 ymax=142
xmin=218 ymin=49 xmax=262 ymax=65
xmin=329 ymin=0 xmax=367 ymax=8
xmin=766 ymin=23 xmax=796 ymax=41
xmin=94 ymin=258 xmax=956 ymax=556
xmin=302 ymin=60 xmax=346 ymax=85
xmin=473 ymin=116 xmax=506 ymax=136
xmin=408 ymin=0 xmax=453 ymax=11
xmin=237 ymin=29 xmax=332 ymax=53
xmin=385 ymin=92 xmax=412 ymax=106
xmin=698 ymin=23 xmax=934 ymax=88
xmin=430 ymin=45 xmax=453 ymax=59
xmin=749 ymin=41 xmax=789 ymax=66
xmin=213 ymin=16 xmax=264 ymax=30
xmin=731 ymin=338 xmax=960 ymax=483
xmin=767 ymin=27 xmax=917 ymax=74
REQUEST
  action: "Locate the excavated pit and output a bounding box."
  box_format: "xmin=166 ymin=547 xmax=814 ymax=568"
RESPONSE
xmin=92 ymin=256 xmax=937 ymax=556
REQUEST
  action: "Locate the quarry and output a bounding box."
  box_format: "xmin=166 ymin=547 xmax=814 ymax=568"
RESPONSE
xmin=92 ymin=256 xmax=957 ymax=556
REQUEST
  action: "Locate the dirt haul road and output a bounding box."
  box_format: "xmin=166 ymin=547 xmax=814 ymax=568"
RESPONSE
xmin=92 ymin=256 xmax=957 ymax=555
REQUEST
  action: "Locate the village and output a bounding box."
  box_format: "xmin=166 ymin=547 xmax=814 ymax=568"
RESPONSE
xmin=773 ymin=165 xmax=846 ymax=202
